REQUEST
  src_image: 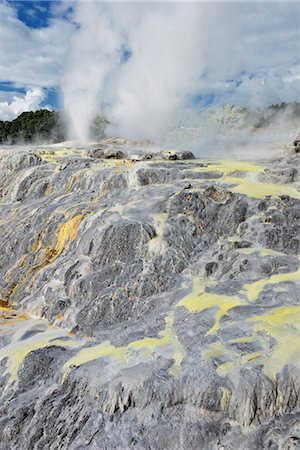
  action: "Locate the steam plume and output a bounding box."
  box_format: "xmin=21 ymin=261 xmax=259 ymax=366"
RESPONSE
xmin=61 ymin=2 xmax=300 ymax=144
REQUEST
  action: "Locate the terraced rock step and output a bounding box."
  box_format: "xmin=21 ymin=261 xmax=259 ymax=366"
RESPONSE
xmin=0 ymin=143 xmax=299 ymax=449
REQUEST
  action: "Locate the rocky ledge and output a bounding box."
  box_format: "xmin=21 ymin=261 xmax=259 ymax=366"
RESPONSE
xmin=0 ymin=139 xmax=299 ymax=449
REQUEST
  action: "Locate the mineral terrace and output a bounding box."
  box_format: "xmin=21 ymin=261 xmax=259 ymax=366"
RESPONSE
xmin=0 ymin=138 xmax=299 ymax=449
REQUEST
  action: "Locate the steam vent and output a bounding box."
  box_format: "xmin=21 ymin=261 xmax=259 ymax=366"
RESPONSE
xmin=0 ymin=137 xmax=300 ymax=449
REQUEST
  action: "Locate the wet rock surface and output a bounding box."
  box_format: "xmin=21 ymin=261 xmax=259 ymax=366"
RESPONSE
xmin=0 ymin=141 xmax=299 ymax=449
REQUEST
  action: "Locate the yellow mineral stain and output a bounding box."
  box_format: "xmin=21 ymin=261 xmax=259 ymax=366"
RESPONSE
xmin=202 ymin=303 xmax=300 ymax=380
xmin=229 ymin=335 xmax=255 ymax=345
xmin=202 ymin=340 xmax=225 ymax=360
xmin=65 ymin=170 xmax=88 ymax=193
xmin=241 ymin=351 xmax=262 ymax=363
xmin=217 ymin=361 xmax=237 ymax=377
xmin=237 ymin=247 xmax=285 ymax=257
xmin=244 ymin=257 xmax=300 ymax=302
xmin=0 ymin=323 xmax=82 ymax=391
xmin=33 ymin=213 xmax=83 ymax=266
xmin=2 ymin=213 xmax=84 ymax=303
xmin=220 ymin=175 xmax=300 ymax=200
xmin=36 ymin=148 xmax=83 ymax=164
xmin=63 ymin=314 xmax=184 ymax=381
xmin=62 ymin=341 xmax=128 ymax=381
xmin=248 ymin=305 xmax=300 ymax=380
xmin=4 ymin=255 xmax=27 ymax=283
xmin=0 ymin=306 xmax=12 ymax=314
xmin=0 ymin=311 xmax=28 ymax=325
xmin=219 ymin=387 xmax=231 ymax=411
xmin=227 ymin=236 xmax=241 ymax=243
xmin=44 ymin=183 xmax=51 ymax=196
xmin=128 ymin=314 xmax=184 ymax=378
xmin=31 ymin=231 xmax=43 ymax=253
xmin=189 ymin=160 xmax=264 ymax=176
xmin=178 ymin=278 xmax=242 ymax=335
xmin=53 ymin=213 xmax=84 ymax=256
xmin=54 ymin=163 xmax=62 ymax=173
xmin=213 ymin=161 xmax=265 ymax=175
xmin=50 ymin=338 xmax=83 ymax=349
xmin=202 ymin=341 xmax=238 ymax=377
xmin=122 ymin=160 xmax=134 ymax=169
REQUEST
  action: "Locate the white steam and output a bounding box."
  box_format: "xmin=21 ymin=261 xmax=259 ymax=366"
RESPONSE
xmin=61 ymin=3 xmax=123 ymax=143
xmin=61 ymin=2 xmax=300 ymax=144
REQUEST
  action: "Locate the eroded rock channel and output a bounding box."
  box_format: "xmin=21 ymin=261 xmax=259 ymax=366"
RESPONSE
xmin=0 ymin=140 xmax=299 ymax=449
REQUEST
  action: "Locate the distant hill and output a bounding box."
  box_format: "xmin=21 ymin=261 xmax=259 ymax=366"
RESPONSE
xmin=1 ymin=103 xmax=299 ymax=145
xmin=0 ymin=110 xmax=67 ymax=145
xmin=0 ymin=110 xmax=109 ymax=145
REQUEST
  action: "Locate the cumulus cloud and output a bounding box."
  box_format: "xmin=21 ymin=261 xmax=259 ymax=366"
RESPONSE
xmin=0 ymin=88 xmax=46 ymax=121
xmin=0 ymin=1 xmax=76 ymax=88
xmin=61 ymin=2 xmax=300 ymax=143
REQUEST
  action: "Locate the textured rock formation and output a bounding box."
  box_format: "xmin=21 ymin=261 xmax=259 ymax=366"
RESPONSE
xmin=293 ymin=133 xmax=300 ymax=152
xmin=0 ymin=141 xmax=299 ymax=449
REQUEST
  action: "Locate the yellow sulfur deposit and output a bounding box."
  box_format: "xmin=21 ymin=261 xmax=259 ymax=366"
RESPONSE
xmin=236 ymin=247 xmax=285 ymax=257
xmin=36 ymin=148 xmax=84 ymax=164
xmin=248 ymin=305 xmax=300 ymax=380
xmin=52 ymin=213 xmax=84 ymax=257
xmin=244 ymin=257 xmax=300 ymax=302
xmin=219 ymin=387 xmax=231 ymax=411
xmin=128 ymin=314 xmax=184 ymax=378
xmin=189 ymin=160 xmax=300 ymax=200
xmin=202 ymin=340 xmax=238 ymax=377
xmin=201 ymin=303 xmax=300 ymax=380
xmin=178 ymin=277 xmax=242 ymax=335
xmin=62 ymin=341 xmax=128 ymax=381
xmin=189 ymin=160 xmax=264 ymax=176
xmin=0 ymin=317 xmax=83 ymax=391
xmin=63 ymin=314 xmax=185 ymax=381
xmin=219 ymin=175 xmax=300 ymax=200
xmin=208 ymin=160 xmax=265 ymax=175
xmin=2 ymin=213 xmax=84 ymax=303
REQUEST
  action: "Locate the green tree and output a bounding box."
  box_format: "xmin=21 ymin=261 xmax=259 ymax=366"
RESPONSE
xmin=0 ymin=110 xmax=67 ymax=144
xmin=90 ymin=114 xmax=109 ymax=140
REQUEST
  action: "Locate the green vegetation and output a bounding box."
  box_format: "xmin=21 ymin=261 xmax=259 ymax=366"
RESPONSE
xmin=252 ymin=102 xmax=300 ymax=129
xmin=0 ymin=110 xmax=67 ymax=145
xmin=0 ymin=103 xmax=298 ymax=145
xmin=90 ymin=114 xmax=109 ymax=140
xmin=0 ymin=110 xmax=110 ymax=144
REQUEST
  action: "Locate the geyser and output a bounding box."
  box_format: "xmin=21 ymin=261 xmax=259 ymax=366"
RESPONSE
xmin=61 ymin=2 xmax=300 ymax=146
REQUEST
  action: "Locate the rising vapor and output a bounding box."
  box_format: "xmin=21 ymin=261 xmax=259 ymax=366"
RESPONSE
xmin=61 ymin=2 xmax=300 ymax=144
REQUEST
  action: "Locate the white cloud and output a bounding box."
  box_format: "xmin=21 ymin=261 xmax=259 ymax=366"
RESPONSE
xmin=0 ymin=1 xmax=76 ymax=88
xmin=0 ymin=88 xmax=46 ymax=121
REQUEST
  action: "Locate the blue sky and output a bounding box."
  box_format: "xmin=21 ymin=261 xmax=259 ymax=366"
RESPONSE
xmin=11 ymin=1 xmax=52 ymax=28
xmin=1 ymin=1 xmax=65 ymax=116
xmin=0 ymin=1 xmax=299 ymax=127
xmin=0 ymin=81 xmax=60 ymax=110
xmin=0 ymin=0 xmax=75 ymax=119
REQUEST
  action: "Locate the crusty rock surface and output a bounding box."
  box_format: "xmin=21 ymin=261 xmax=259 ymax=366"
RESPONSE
xmin=0 ymin=143 xmax=299 ymax=449
xmin=293 ymin=133 xmax=300 ymax=152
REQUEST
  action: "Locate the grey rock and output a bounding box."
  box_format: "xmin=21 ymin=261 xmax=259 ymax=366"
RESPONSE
xmin=161 ymin=149 xmax=195 ymax=160
xmin=293 ymin=133 xmax=300 ymax=152
xmin=87 ymin=147 xmax=125 ymax=159
xmin=0 ymin=145 xmax=299 ymax=449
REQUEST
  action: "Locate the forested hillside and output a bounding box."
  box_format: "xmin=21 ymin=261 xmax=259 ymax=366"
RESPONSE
xmin=0 ymin=110 xmax=67 ymax=144
xmin=0 ymin=103 xmax=299 ymax=145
